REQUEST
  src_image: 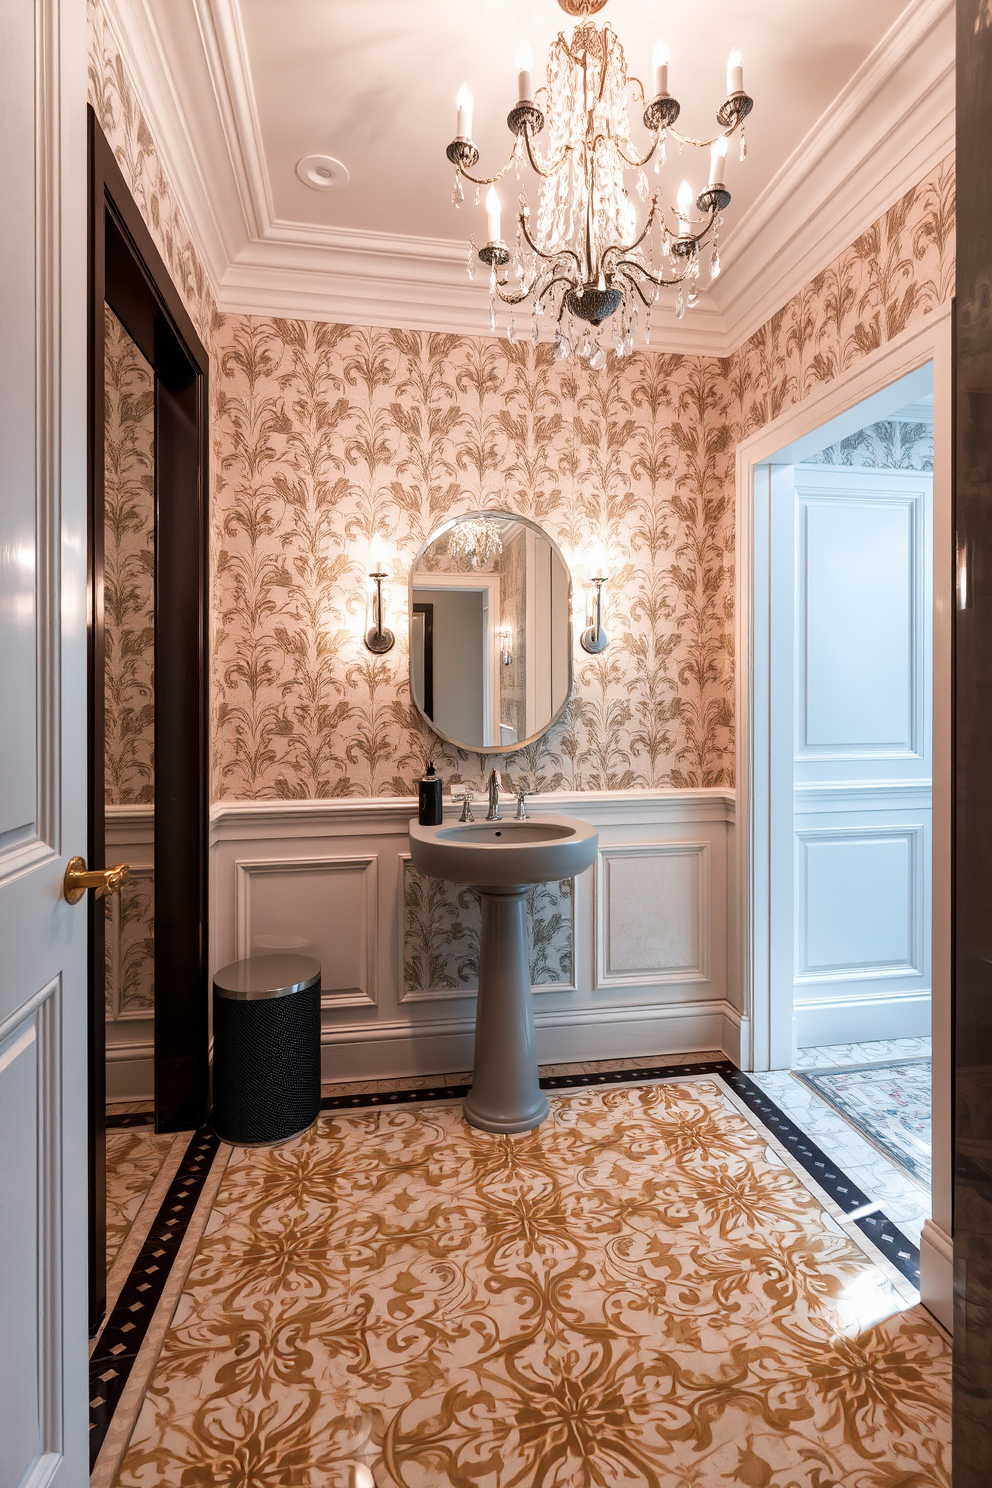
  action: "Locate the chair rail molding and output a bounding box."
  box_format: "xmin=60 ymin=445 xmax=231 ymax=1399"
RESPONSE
xmin=105 ymin=0 xmax=953 ymax=353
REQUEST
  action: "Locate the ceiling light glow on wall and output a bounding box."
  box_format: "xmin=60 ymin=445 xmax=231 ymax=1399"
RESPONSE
xmin=445 ymin=1 xmax=752 ymax=362
xmin=296 ymin=154 xmax=350 ymax=191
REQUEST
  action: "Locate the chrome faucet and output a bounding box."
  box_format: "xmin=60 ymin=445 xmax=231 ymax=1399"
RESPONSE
xmin=486 ymin=768 xmax=502 ymax=821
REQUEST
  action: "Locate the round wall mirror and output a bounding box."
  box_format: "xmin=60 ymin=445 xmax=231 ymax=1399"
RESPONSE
xmin=409 ymin=511 xmax=573 ymax=753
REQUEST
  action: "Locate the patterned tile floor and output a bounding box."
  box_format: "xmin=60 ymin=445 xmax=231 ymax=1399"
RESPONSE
xmin=751 ymin=1039 xmax=932 ymax=1247
xmin=105 ymin=1067 xmax=949 ymax=1487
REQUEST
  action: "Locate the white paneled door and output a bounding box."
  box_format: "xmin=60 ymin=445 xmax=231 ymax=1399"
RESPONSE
xmin=0 ymin=0 xmax=88 ymax=1484
xmin=771 ymin=464 xmax=933 ymax=1051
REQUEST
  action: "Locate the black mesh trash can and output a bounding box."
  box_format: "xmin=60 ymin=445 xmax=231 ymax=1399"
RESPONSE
xmin=212 ymin=953 xmax=321 ymax=1145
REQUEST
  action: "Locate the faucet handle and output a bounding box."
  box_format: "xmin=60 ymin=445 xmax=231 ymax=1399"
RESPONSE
xmin=453 ymin=791 xmax=475 ymax=823
xmin=513 ymin=787 xmax=535 ymax=820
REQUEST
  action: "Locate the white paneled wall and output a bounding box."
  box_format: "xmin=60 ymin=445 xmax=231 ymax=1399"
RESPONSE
xmin=210 ymin=790 xmax=738 ymax=1085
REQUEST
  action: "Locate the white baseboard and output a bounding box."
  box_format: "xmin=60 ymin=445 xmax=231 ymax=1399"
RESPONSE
xmin=794 ymin=991 xmax=931 ymax=1049
xmin=320 ymin=1000 xmax=739 ymax=1085
xmin=920 ymin=1218 xmax=953 ymax=1332
xmin=106 ymin=1039 xmax=154 ymax=1101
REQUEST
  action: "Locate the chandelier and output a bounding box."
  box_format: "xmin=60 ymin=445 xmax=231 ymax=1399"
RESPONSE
xmin=445 ymin=0 xmax=753 ymax=365
xmin=448 ymin=517 xmax=504 ymax=570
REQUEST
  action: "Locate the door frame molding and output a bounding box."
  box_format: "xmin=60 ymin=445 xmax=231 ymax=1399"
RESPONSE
xmin=87 ymin=111 xmax=211 ymax=1326
xmin=733 ymin=302 xmax=953 ymax=1323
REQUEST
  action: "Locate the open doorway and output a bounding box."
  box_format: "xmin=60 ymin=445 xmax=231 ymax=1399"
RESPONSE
xmin=87 ymin=113 xmax=211 ymax=1334
xmin=752 ymin=363 xmax=934 ymax=1254
xmin=736 ymin=308 xmax=952 ymax=1328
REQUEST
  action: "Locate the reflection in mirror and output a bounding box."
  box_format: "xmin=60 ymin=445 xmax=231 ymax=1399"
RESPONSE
xmin=410 ymin=512 xmax=572 ymax=752
xmin=103 ymin=306 xmax=155 ymax=1141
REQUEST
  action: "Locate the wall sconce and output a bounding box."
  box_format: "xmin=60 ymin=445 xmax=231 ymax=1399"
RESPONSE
xmin=364 ymin=538 xmax=395 ymax=654
xmin=497 ymin=624 xmax=513 ymax=665
xmin=580 ymin=546 xmax=609 ymax=654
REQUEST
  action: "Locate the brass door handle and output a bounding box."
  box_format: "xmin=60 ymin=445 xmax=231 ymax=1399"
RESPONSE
xmin=63 ymin=856 xmax=130 ymax=905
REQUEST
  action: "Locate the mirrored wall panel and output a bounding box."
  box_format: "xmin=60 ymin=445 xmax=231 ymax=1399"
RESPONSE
xmin=104 ymin=305 xmax=155 ymax=1098
xmin=410 ymin=512 xmax=572 ymax=752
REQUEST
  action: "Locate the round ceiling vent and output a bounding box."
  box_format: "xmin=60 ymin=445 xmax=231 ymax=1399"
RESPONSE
xmin=296 ymin=154 xmax=349 ymax=191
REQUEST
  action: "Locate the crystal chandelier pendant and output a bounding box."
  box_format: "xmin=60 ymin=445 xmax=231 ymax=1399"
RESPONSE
xmin=452 ymin=173 xmax=464 ymax=207
xmin=445 ymin=15 xmax=753 ymax=360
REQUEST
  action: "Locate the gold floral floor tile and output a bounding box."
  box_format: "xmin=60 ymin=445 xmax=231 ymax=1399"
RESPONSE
xmin=105 ymin=1127 xmax=177 ymax=1266
xmin=115 ymin=1080 xmax=949 ymax=1487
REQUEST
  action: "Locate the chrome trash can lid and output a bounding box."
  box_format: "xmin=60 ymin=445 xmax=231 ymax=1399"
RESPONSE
xmin=213 ymin=953 xmax=321 ymax=1001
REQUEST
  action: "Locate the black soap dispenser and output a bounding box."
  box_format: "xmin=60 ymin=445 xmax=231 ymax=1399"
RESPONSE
xmin=418 ymin=762 xmax=443 ymax=825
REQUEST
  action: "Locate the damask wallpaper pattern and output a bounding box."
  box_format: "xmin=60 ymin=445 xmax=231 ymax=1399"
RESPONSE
xmin=808 ymin=418 xmax=934 ymax=470
xmin=104 ymin=306 xmax=155 ymax=806
xmin=211 ymin=323 xmax=733 ymax=798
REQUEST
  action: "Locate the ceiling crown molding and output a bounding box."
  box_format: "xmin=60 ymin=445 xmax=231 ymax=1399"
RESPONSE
xmin=106 ymin=0 xmax=953 ymax=357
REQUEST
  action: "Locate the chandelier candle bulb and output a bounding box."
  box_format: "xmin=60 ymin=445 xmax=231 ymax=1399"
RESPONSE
xmin=652 ymin=39 xmax=669 ymax=97
xmin=516 ymin=41 xmax=534 ymax=103
xmin=486 ymin=186 xmax=501 ymax=243
xmin=456 ymin=83 xmax=473 ymax=140
xmin=727 ymin=48 xmax=744 ymax=95
xmin=709 ymin=135 xmax=728 ymax=186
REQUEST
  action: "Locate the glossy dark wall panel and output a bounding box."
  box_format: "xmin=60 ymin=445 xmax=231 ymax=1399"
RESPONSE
xmin=954 ymin=2 xmax=992 ymax=1476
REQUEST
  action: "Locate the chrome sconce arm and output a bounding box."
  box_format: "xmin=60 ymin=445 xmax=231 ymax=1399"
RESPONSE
xmin=580 ymin=576 xmax=608 ymax=654
xmin=364 ymin=570 xmax=395 ymax=654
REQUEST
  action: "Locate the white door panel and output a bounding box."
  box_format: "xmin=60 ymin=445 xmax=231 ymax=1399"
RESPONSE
xmin=772 ymin=463 xmax=933 ymax=1051
xmin=0 ymin=0 xmax=89 ymax=1482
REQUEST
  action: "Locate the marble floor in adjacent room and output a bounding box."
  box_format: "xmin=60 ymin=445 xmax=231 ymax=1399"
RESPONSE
xmin=750 ymin=1039 xmax=932 ymax=1247
xmin=95 ymin=1062 xmax=949 ymax=1488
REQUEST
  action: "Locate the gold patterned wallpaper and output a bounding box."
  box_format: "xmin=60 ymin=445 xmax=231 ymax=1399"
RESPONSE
xmin=88 ymin=0 xmax=955 ymax=806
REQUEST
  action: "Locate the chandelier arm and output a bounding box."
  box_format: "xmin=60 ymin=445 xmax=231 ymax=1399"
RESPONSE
xmin=518 ymin=213 xmax=584 ymax=277
xmin=520 ymin=125 xmax=573 ymax=179
xmin=614 ymin=135 xmax=663 ymax=171
xmin=493 ymin=272 xmax=577 ymax=309
xmin=600 ymin=196 xmax=659 ymax=264
xmin=615 ymin=269 xmax=656 ymax=308
xmin=615 ymin=258 xmax=691 ymax=290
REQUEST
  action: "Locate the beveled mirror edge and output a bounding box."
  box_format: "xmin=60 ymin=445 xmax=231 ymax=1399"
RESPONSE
xmin=408 ymin=509 xmax=575 ymax=756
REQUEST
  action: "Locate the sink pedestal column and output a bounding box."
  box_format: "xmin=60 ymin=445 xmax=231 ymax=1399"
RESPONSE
xmin=463 ymin=885 xmax=549 ymax=1134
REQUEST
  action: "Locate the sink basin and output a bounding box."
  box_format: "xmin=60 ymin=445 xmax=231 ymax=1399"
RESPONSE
xmin=408 ymin=815 xmax=598 ymax=887
xmin=408 ymin=813 xmax=599 ymax=1136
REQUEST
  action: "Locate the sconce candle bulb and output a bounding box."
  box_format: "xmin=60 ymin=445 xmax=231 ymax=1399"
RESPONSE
xmin=364 ymin=552 xmax=395 ymax=655
xmin=580 ymin=576 xmax=609 ymax=655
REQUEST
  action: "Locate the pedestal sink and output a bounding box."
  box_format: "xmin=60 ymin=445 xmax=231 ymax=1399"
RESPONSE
xmin=408 ymin=815 xmax=598 ymax=1133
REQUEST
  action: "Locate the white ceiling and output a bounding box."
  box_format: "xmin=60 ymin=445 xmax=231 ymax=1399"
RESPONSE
xmin=240 ymin=0 xmax=905 ymax=240
xmin=109 ymin=0 xmax=955 ymax=353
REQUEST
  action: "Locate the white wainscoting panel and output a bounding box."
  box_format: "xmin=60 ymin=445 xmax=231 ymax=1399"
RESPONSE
xmin=210 ymin=790 xmax=736 ymax=1081
xmin=796 ymin=826 xmax=922 ymax=982
xmin=235 ymin=854 xmax=378 ymax=1009
xmin=596 ymin=843 xmax=709 ymax=988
